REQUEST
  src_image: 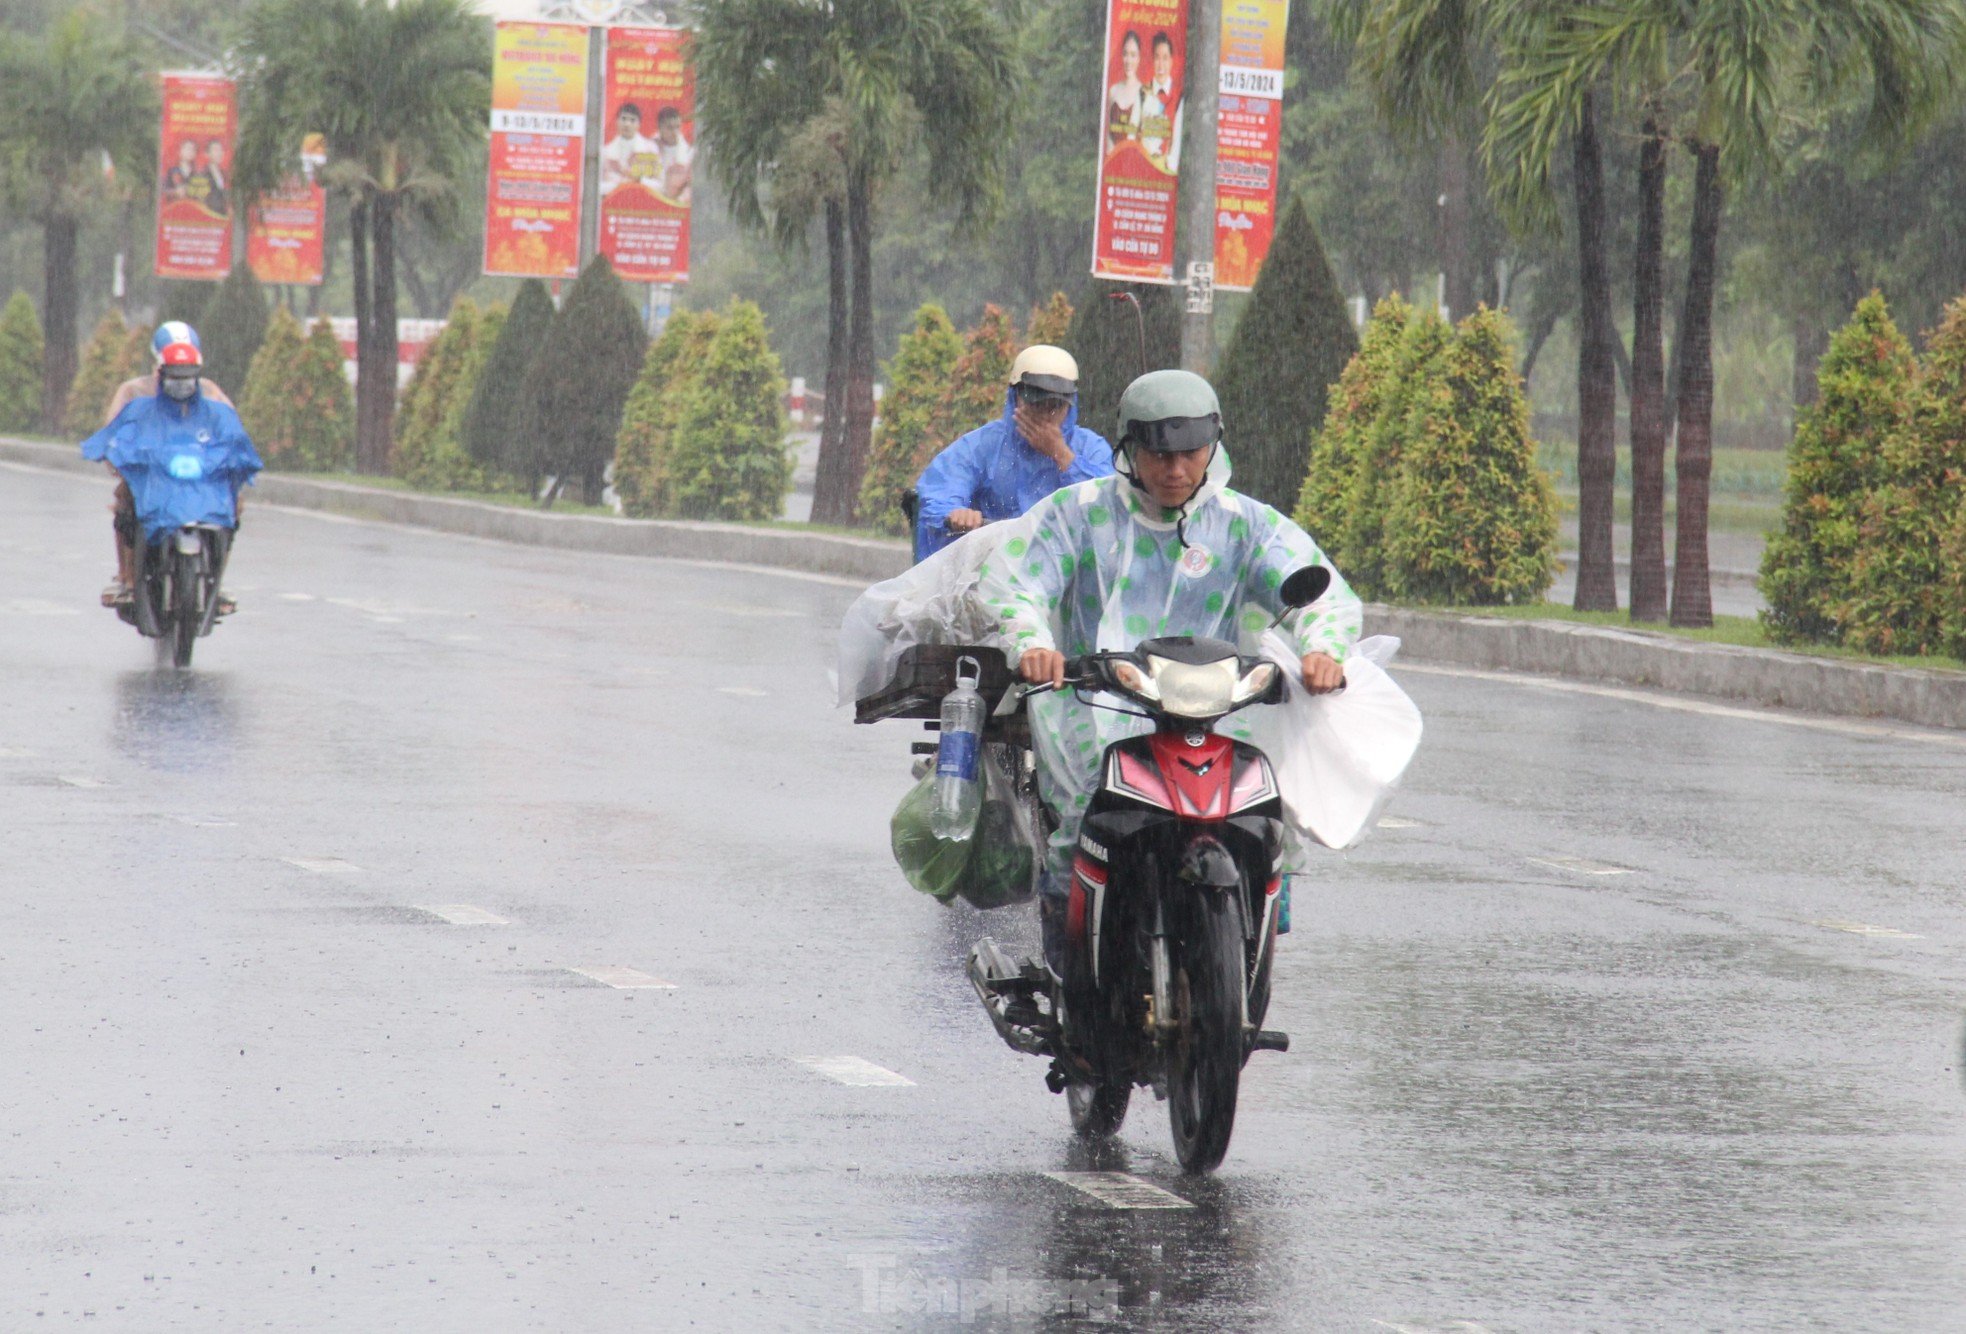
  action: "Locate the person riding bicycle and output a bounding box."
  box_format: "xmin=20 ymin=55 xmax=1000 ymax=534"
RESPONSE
xmin=911 ymin=345 xmax=1114 ymax=560
xmin=95 ymin=322 xmax=237 ymax=608
xmin=974 ymin=369 xmax=1361 ymax=974
xmin=82 ymin=326 xmax=258 ymax=612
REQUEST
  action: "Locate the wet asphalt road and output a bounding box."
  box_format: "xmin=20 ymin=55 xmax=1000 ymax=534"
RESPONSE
xmin=4 ymin=460 xmax=1965 ymax=1332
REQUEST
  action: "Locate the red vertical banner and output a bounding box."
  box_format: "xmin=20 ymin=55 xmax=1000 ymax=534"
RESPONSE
xmin=1092 ymin=0 xmax=1189 ymax=284
xmin=600 ymin=27 xmax=694 ymax=284
xmin=1213 ymin=0 xmax=1289 ymax=291
xmin=246 ymin=133 xmax=327 ymax=286
xmin=484 ymin=21 xmax=589 ymax=279
xmin=154 ymin=73 xmax=236 ymax=281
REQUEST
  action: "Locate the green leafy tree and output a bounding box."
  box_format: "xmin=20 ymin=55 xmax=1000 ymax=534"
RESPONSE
xmin=1213 ymin=198 xmax=1360 ymax=512
xmin=63 ymin=311 xmax=132 ymax=436
xmin=523 ymin=257 xmax=648 ymax=506
xmin=1025 ymin=291 xmax=1074 ymax=347
xmin=665 ymin=301 xmax=793 ymax=521
xmin=394 ymin=296 xmax=486 ymax=490
xmin=197 ymin=266 xmax=270 ymax=402
xmin=1061 ymin=281 xmax=1181 ymax=447
xmin=1294 ymin=293 xmax=1411 ymax=561
xmin=1759 ymin=292 xmax=1916 ymax=645
xmin=236 ymin=0 xmax=490 ymax=473
xmin=1341 ymin=307 xmax=1451 ymax=599
xmin=0 ymin=292 xmax=45 ymax=434
xmin=463 ymin=278 xmax=553 ymax=489
xmin=695 ymin=0 xmax=1016 ymax=526
xmin=613 ymin=309 xmax=722 ymax=519
xmin=856 ymin=304 xmax=963 ymax=535
xmin=0 ymin=8 xmax=153 ymax=429
xmin=1383 ymin=307 xmax=1558 ymax=604
xmin=240 ymin=307 xmax=356 ymax=472
xmin=1838 ymin=296 xmax=1966 ymax=655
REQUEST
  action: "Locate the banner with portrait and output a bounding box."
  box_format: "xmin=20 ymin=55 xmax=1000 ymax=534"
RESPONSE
xmin=1213 ymin=0 xmax=1289 ymax=291
xmin=484 ymin=21 xmax=589 ymax=279
xmin=599 ymin=26 xmax=694 ymax=284
xmin=246 ymin=133 xmax=327 ymax=286
xmin=154 ymin=73 xmax=236 ymax=281
xmin=1091 ymin=0 xmax=1189 ymax=283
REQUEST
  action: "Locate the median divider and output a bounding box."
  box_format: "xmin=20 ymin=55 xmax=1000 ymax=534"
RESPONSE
xmin=8 ymin=433 xmax=1960 ymax=731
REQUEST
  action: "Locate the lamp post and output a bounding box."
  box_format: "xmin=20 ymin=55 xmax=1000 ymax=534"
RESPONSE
xmin=1176 ymin=0 xmax=1220 ymax=373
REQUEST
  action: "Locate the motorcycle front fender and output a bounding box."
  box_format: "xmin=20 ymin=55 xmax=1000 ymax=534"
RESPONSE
xmin=1176 ymin=834 xmax=1241 ymax=890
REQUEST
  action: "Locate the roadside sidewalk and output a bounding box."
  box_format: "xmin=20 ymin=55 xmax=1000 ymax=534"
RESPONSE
xmin=7 ymin=435 xmax=1957 ymax=732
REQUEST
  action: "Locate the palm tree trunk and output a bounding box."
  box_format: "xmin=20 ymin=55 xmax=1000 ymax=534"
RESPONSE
xmin=349 ymin=197 xmax=377 ymax=471
xmin=1628 ymin=108 xmax=1670 ymax=622
xmin=368 ymin=192 xmax=401 ymax=474
xmin=1572 ymin=91 xmax=1618 ymax=612
xmin=40 ymin=214 xmax=80 ymax=432
xmin=1669 ymin=144 xmax=1722 ymax=629
xmin=1439 ymin=133 xmax=1475 ymax=321
xmin=831 ymin=166 xmax=877 ymax=527
xmin=810 ymin=198 xmax=852 ymax=525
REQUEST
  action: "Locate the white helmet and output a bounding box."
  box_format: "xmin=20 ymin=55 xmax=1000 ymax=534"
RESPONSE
xmin=1008 ymin=345 xmax=1079 ymax=398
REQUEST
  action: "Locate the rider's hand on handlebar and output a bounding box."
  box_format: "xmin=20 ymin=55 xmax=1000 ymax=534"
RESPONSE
xmin=1301 ymin=651 xmax=1344 ymax=695
xmin=1019 ymin=648 xmax=1067 ymax=688
xmin=947 ymin=508 xmax=985 ymax=533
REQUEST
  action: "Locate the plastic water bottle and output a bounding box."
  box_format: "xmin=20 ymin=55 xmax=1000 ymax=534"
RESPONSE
xmin=931 ymin=656 xmax=986 ymax=840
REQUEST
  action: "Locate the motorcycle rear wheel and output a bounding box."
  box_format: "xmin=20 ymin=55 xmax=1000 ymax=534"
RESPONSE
xmin=1167 ymin=892 xmax=1246 ymax=1174
xmin=1067 ymin=1079 xmax=1131 ymax=1140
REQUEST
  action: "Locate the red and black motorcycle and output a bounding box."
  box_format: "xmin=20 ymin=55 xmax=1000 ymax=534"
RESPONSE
xmin=968 ymin=567 xmax=1330 ymax=1173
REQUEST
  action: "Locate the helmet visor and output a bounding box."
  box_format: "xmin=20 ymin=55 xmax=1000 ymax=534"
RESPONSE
xmin=1123 ymin=414 xmax=1220 ymax=454
xmin=1016 ymin=383 xmax=1073 ymax=413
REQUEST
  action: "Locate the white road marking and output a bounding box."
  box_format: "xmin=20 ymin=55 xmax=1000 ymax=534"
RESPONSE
xmin=795 ymin=1056 xmax=915 ymax=1087
xmin=1042 ymin=1172 xmax=1194 ymax=1211
xmin=1397 ymin=661 xmax=1966 ymax=749
xmin=445 ymin=634 xmax=481 ymax=643
xmin=58 ymin=775 xmax=108 ymax=788
xmin=415 ymin=904 xmax=510 ymax=926
xmin=0 ymin=747 xmax=35 ymax=758
xmin=278 ymin=592 xmax=316 ymax=602
xmin=284 ymin=857 xmax=359 ymax=874
xmin=566 ymin=965 xmax=676 ymax=989
xmin=1372 ymin=1321 xmax=1496 ymax=1334
xmin=717 ymin=686 xmax=768 ymax=697
xmin=1810 ymin=918 xmax=1923 ymax=940
xmin=694 ymin=601 xmax=804 ymax=619
xmin=170 ymin=814 xmax=237 ymax=827
xmin=1527 ymin=854 xmax=1632 ymax=877
xmin=1377 ymin=816 xmax=1422 ymax=829
xmin=2 ymin=598 xmax=81 ymax=616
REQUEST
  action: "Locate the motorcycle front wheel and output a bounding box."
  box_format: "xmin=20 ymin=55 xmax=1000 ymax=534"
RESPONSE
xmin=1167 ymin=891 xmax=1246 ymax=1174
xmin=170 ymin=547 xmax=199 ymax=668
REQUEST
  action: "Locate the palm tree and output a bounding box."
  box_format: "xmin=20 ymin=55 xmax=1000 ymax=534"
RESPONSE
xmin=235 ymin=0 xmax=488 ymax=473
xmin=696 ymin=0 xmax=1016 ymax=526
xmin=0 ymin=9 xmax=154 ymax=431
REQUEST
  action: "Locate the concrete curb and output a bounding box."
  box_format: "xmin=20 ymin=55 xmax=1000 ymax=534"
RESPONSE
xmin=9 ymin=434 xmax=1961 ymax=731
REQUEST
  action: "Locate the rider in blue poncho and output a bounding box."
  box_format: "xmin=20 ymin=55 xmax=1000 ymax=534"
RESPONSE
xmin=80 ymin=330 xmax=262 ymax=612
xmin=912 ymin=345 xmax=1114 ymax=560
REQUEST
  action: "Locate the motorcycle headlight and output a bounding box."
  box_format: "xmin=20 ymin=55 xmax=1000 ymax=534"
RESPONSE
xmin=1145 ymin=655 xmax=1239 ymax=718
xmin=1111 ymin=658 xmax=1161 ymax=702
xmin=1231 ymin=662 xmax=1280 ymax=705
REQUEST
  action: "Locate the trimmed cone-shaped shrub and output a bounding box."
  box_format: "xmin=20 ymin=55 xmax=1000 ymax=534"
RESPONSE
xmin=65 ymin=313 xmax=131 ymax=436
xmin=1063 ymin=280 xmax=1181 ymax=444
xmin=0 ymin=292 xmax=44 ymax=434
xmin=524 ymin=258 xmax=648 ymax=505
xmin=857 ymin=304 xmax=964 ymax=535
xmin=1882 ymin=298 xmax=1966 ymax=657
xmin=933 ymin=304 xmax=1020 ymax=446
xmin=1025 ymin=291 xmax=1074 ymax=347
xmin=395 ymin=298 xmax=491 ymax=491
xmin=464 ymin=279 xmax=556 ymax=489
xmin=665 ymin=300 xmax=791 ymax=521
xmin=1341 ymin=306 xmax=1450 ymax=598
xmin=198 ymin=266 xmax=269 ymax=401
xmin=1295 ymin=294 xmax=1410 ymax=562
xmin=241 ymin=308 xmax=354 ymax=472
xmin=1382 ymin=307 xmax=1557 ymax=604
xmin=1760 ymin=292 xmax=1916 ymax=645
xmin=613 ymin=308 xmax=721 ymax=518
xmin=1214 ymin=199 xmax=1360 ymax=511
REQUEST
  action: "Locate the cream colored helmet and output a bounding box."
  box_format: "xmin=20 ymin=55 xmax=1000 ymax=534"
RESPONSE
xmin=1008 ymin=345 xmax=1079 ymax=399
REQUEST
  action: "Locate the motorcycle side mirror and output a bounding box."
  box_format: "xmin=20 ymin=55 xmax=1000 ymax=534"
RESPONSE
xmin=1279 ymin=566 xmax=1331 ymax=610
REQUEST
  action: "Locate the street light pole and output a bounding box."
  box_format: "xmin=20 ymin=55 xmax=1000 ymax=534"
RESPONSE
xmin=1177 ymin=0 xmax=1220 ymax=373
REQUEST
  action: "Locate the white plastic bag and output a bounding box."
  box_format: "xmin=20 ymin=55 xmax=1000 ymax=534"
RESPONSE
xmin=1245 ymin=632 xmax=1424 ymax=856
xmin=836 ymin=521 xmax=1024 ymax=707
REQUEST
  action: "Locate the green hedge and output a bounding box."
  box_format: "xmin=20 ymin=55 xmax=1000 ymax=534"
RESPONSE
xmin=664 ymin=300 xmax=791 ymax=521
xmin=613 ymin=307 xmax=721 ymax=518
xmin=240 ymin=307 xmax=354 ymax=472
xmin=0 ymin=292 xmax=44 ymax=434
xmin=856 ymin=303 xmax=963 ymax=535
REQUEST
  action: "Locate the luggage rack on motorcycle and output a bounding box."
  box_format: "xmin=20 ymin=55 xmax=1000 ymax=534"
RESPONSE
xmin=854 ymin=643 xmax=1015 ymax=724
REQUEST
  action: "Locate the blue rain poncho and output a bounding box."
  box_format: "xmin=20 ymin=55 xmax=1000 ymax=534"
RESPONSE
xmin=913 ymin=387 xmax=1114 ymax=559
xmin=81 ymin=391 xmax=263 ymax=536
xmin=973 ymin=448 xmax=1364 ymax=891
